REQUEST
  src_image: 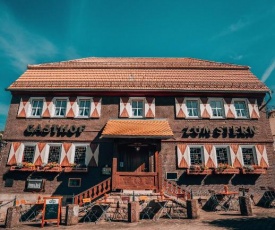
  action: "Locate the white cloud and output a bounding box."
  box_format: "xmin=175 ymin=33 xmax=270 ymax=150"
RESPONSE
xmin=0 ymin=3 xmax=58 ymax=71
xmin=261 ymin=59 xmax=275 ymax=82
xmin=230 ymin=54 xmax=244 ymax=61
xmin=214 ymin=18 xmax=251 ymax=39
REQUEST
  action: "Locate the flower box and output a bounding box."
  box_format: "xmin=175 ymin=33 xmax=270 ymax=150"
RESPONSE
xmin=37 ymin=166 xmax=63 ymax=172
xmin=241 ymin=168 xmax=266 ymax=174
xmin=214 ymin=168 xmax=240 ymax=174
xmin=64 ymin=167 xmax=88 ymax=173
xmin=10 ymin=166 xmax=36 ymax=171
xmin=186 ymin=169 xmax=212 ymax=175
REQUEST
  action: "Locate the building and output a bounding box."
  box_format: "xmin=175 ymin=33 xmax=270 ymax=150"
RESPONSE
xmin=1 ymin=57 xmax=273 ymax=203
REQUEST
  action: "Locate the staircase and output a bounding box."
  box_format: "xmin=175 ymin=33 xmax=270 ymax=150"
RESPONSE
xmin=74 ymin=177 xmax=111 ymax=205
xmin=162 ymin=179 xmax=190 ymax=205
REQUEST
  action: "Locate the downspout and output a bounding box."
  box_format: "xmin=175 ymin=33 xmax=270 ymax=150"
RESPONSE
xmin=259 ymin=90 xmax=272 ymax=112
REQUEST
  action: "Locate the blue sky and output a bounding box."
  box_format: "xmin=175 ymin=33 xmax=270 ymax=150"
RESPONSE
xmin=0 ymin=0 xmax=274 ymax=130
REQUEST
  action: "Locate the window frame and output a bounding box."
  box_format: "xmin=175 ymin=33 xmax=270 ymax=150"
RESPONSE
xmin=73 ymin=144 xmax=88 ymax=166
xmin=233 ymin=99 xmax=249 ymax=119
xmin=240 ymin=146 xmax=257 ymax=166
xmin=189 ymin=145 xmax=204 ymax=166
xmin=166 ymin=172 xmax=178 ymax=181
xmin=77 ymin=97 xmax=91 ymax=118
xmin=21 ymin=143 xmax=37 ymax=164
xmin=46 ymin=144 xmax=62 ymax=164
xmin=214 ymin=146 xmax=231 ymax=166
xmin=28 ymin=97 xmax=44 ymax=118
xmin=130 ymin=97 xmax=145 ymax=118
xmin=68 ymin=178 xmax=81 ymax=187
xmin=185 ymin=98 xmax=200 ymax=118
xmin=52 ymin=97 xmax=68 ymax=118
xmin=21 ymin=144 xmax=36 ymax=164
xmin=209 ymin=98 xmax=225 ymax=119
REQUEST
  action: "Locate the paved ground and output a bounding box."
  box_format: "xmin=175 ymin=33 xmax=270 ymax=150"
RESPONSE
xmin=2 ymin=207 xmax=275 ymax=230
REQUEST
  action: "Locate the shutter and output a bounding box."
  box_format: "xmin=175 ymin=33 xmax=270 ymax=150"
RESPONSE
xmin=90 ymin=97 xmax=101 ymax=118
xmin=17 ymin=97 xmax=30 ymax=118
xmin=119 ymin=97 xmax=130 ymax=118
xmin=248 ymin=98 xmax=260 ymax=119
xmin=175 ymin=97 xmax=187 ymax=118
xmin=200 ymin=98 xmax=211 ymax=119
xmin=177 ymin=144 xmax=190 ymax=168
xmin=42 ymin=97 xmax=53 ymax=118
xmin=60 ymin=143 xmax=72 ymax=166
xmin=224 ymin=98 xmax=235 ymax=119
xmin=7 ymin=142 xmax=24 ymax=165
xmin=230 ymin=144 xmax=243 ymax=168
xmin=87 ymin=143 xmax=99 ymax=167
xmin=204 ymin=144 xmax=216 ymax=168
xmin=34 ymin=142 xmax=46 ymax=166
xmin=145 ymin=97 xmax=155 ymax=118
xmin=256 ymin=145 xmax=269 ymax=168
xmin=66 ymin=97 xmax=77 ymax=118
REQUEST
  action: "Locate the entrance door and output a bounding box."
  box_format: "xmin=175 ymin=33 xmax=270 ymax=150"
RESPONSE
xmin=118 ymin=145 xmax=152 ymax=172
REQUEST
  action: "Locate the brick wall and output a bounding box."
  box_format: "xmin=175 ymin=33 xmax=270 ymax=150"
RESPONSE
xmin=1 ymin=95 xmax=274 ymax=196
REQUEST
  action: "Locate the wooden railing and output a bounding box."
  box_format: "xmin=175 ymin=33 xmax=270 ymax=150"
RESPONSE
xmin=114 ymin=172 xmax=158 ymax=190
xmin=74 ymin=177 xmax=111 ymax=205
xmin=163 ymin=179 xmax=190 ymax=199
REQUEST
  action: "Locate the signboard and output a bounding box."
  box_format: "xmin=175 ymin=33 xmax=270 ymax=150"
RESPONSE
xmin=41 ymin=197 xmax=62 ymax=227
xmin=25 ymin=124 xmax=86 ymax=137
xmin=26 ymin=179 xmax=44 ymax=191
xmin=182 ymin=125 xmax=257 ymax=138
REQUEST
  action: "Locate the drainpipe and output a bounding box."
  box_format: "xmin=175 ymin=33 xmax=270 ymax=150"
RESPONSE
xmin=259 ymin=90 xmax=272 ymax=112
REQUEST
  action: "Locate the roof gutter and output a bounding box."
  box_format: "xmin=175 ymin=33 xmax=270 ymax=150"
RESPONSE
xmin=259 ymin=90 xmax=272 ymax=111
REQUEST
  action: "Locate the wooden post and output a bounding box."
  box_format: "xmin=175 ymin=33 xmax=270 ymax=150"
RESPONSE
xmin=112 ymin=142 xmax=118 ymax=190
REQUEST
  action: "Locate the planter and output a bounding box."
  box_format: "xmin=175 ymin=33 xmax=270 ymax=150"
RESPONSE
xmin=10 ymin=166 xmax=36 ymax=171
xmin=64 ymin=167 xmax=88 ymax=173
xmin=241 ymin=168 xmax=266 ymax=174
xmin=37 ymin=166 xmax=63 ymax=172
xmin=186 ymin=169 xmax=212 ymax=175
xmin=214 ymin=168 xmax=240 ymax=174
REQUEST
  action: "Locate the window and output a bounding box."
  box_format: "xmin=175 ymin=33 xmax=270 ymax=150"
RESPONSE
xmin=74 ymin=146 xmax=86 ymax=166
xmin=166 ymin=172 xmax=178 ymax=181
xmin=78 ymin=99 xmax=90 ymax=117
xmin=54 ymin=99 xmax=67 ymax=117
xmin=190 ymin=147 xmax=203 ymax=165
xmin=22 ymin=146 xmax=36 ymax=163
xmin=242 ymin=147 xmax=257 ymax=166
xmin=234 ymin=100 xmax=249 ymax=118
xmin=68 ymin=178 xmax=81 ymax=187
xmin=48 ymin=146 xmax=61 ymax=163
xmin=210 ymin=100 xmax=224 ymax=118
xmin=186 ymin=100 xmax=199 ymax=117
xmin=131 ymin=99 xmax=144 ymax=117
xmin=31 ymin=99 xmax=43 ymax=117
xmin=216 ymin=147 xmax=230 ymax=165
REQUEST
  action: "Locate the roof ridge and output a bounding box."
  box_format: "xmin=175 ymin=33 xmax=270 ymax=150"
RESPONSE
xmin=27 ymin=57 xmax=249 ymax=70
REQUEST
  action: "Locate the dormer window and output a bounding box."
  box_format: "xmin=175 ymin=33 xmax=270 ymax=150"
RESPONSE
xmin=54 ymin=99 xmax=67 ymax=117
xmin=131 ymin=99 xmax=144 ymax=118
xmin=30 ymin=99 xmax=43 ymax=117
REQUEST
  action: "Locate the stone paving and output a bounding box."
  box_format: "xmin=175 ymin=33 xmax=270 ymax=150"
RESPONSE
xmin=2 ymin=206 xmax=275 ymax=230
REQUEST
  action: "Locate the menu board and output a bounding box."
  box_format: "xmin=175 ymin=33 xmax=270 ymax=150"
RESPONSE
xmin=41 ymin=197 xmax=62 ymax=227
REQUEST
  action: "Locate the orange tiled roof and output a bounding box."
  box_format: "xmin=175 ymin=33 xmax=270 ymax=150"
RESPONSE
xmin=8 ymin=57 xmax=269 ymax=92
xmin=101 ymin=119 xmax=174 ymax=138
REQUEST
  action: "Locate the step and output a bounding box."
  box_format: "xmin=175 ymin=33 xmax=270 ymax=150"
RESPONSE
xmin=122 ymin=190 xmax=154 ymax=195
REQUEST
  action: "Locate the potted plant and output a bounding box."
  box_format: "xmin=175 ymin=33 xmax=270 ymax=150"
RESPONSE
xmin=64 ymin=163 xmax=88 ymax=172
xmin=10 ymin=162 xmax=35 ymax=171
xmin=42 ymin=162 xmax=62 ymax=172
xmin=214 ymin=163 xmax=240 ymax=174
xmin=241 ymin=165 xmax=266 ymax=174
xmin=187 ymin=164 xmax=212 ymax=175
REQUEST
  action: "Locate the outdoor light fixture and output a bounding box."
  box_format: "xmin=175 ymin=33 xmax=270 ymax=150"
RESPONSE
xmin=135 ymin=146 xmax=140 ymax=152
